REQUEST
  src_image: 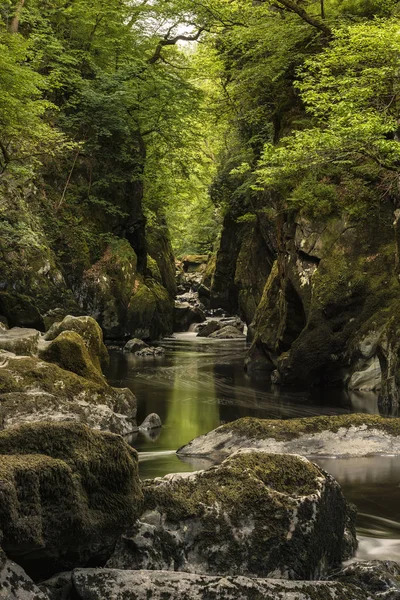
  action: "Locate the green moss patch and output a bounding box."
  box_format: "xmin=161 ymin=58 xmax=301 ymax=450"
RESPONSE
xmin=221 ymin=414 xmax=400 ymax=442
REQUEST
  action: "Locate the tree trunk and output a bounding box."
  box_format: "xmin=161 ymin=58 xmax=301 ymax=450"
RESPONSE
xmin=9 ymin=0 xmax=25 ymax=33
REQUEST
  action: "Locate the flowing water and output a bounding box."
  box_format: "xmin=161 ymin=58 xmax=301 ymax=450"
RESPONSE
xmin=107 ymin=332 xmax=400 ymax=563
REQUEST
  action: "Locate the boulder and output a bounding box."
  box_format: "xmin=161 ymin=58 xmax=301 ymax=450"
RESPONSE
xmin=348 ymin=356 xmax=381 ymax=391
xmin=39 ymin=331 xmax=105 ymax=385
xmin=0 ymin=422 xmax=142 ymax=579
xmin=39 ymin=572 xmax=73 ymax=600
xmin=0 ymin=555 xmax=50 ymax=599
xmin=174 ymin=302 xmax=206 ymax=332
xmin=178 ymin=414 xmax=400 ymax=459
xmin=107 ymin=451 xmax=356 ymax=579
xmin=123 ymin=338 xmax=148 ymax=353
xmin=44 ymin=315 xmax=109 ymax=372
xmin=334 ymin=560 xmax=400 ymax=598
xmin=196 ymin=320 xmax=220 ymax=337
xmin=0 ymin=352 xmax=137 ymax=435
xmin=72 ymin=569 xmax=367 ymax=600
xmin=209 ymin=325 xmax=246 ymax=339
xmin=139 ymin=413 xmax=162 ymax=431
xmin=0 ymin=327 xmax=40 ymax=356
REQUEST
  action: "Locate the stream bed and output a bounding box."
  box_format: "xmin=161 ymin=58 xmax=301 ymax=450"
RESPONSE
xmin=107 ymin=332 xmax=400 ymax=563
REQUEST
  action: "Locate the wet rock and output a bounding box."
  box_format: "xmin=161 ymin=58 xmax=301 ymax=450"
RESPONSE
xmin=209 ymin=325 xmax=246 ymax=339
xmin=178 ymin=414 xmax=400 ymax=459
xmin=123 ymin=338 xmax=148 ymax=353
xmin=0 ymin=327 xmax=40 ymax=356
xmin=174 ymin=302 xmax=206 ymax=332
xmin=0 ymin=556 xmax=50 ymax=599
xmin=0 ymin=352 xmax=137 ymax=435
xmin=134 ymin=346 xmax=165 ymax=357
xmin=0 ymin=422 xmax=142 ymax=579
xmin=334 ymin=560 xmax=400 ymax=598
xmin=181 ymin=254 xmax=209 ymax=273
xmin=139 ymin=413 xmax=162 ymax=430
xmin=72 ymin=568 xmax=367 ymax=600
xmin=196 ymin=320 xmax=220 ymax=337
xmin=44 ymin=315 xmax=109 ymax=372
xmin=107 ymin=451 xmax=356 ymax=579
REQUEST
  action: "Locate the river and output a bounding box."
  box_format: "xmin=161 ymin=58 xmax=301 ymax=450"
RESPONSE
xmin=107 ymin=332 xmax=400 ymax=563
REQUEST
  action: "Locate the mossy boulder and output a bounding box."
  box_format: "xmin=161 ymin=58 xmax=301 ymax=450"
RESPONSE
xmin=44 ymin=315 xmax=109 ymax=372
xmin=146 ymin=218 xmax=177 ymax=297
xmin=0 ymin=352 xmax=137 ymax=435
xmin=127 ymin=279 xmax=173 ymax=340
xmin=107 ymin=451 xmax=356 ymax=579
xmin=39 ymin=331 xmax=105 ymax=384
xmin=72 ymin=569 xmax=368 ymax=600
xmin=0 ymin=422 xmax=142 ymax=579
xmin=178 ymin=414 xmax=400 ymax=459
xmin=0 ymin=327 xmax=40 ymax=356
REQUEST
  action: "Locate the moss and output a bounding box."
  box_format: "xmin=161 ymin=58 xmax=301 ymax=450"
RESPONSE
xmin=40 ymin=331 xmax=105 ymax=384
xmin=221 ymin=413 xmax=400 ymax=441
xmin=144 ymin=453 xmax=322 ymax=525
xmin=146 ymin=255 xmax=162 ymax=283
xmin=0 ymin=422 xmax=142 ymax=579
xmin=45 ymin=315 xmax=109 ymax=372
xmin=128 ymin=278 xmax=173 ymax=339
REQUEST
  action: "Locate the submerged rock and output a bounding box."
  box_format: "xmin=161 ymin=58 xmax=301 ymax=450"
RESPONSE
xmin=0 ymin=351 xmax=137 ymax=435
xmin=107 ymin=451 xmax=356 ymax=579
xmin=134 ymin=346 xmax=165 ymax=357
xmin=178 ymin=414 xmax=400 ymax=459
xmin=72 ymin=568 xmax=367 ymax=600
xmin=0 ymin=422 xmax=142 ymax=579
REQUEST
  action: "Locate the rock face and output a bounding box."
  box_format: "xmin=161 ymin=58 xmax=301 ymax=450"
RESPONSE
xmin=178 ymin=414 xmax=400 ymax=459
xmin=107 ymin=451 xmax=356 ymax=579
xmin=211 ymin=202 xmax=400 ymax=409
xmin=72 ymin=568 xmax=367 ymax=600
xmin=0 ymin=422 xmax=142 ymax=579
xmin=0 ymin=352 xmax=137 ymax=435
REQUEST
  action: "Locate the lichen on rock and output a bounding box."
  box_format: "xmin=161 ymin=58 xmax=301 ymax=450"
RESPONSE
xmin=108 ymin=451 xmax=356 ymax=580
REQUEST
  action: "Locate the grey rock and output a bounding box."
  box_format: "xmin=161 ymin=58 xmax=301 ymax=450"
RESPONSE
xmin=209 ymin=325 xmax=246 ymax=339
xmin=72 ymin=568 xmax=366 ymax=600
xmin=174 ymin=302 xmax=206 ymax=332
xmin=139 ymin=413 xmax=162 ymax=430
xmin=0 ymin=558 xmax=50 ymax=599
xmin=124 ymin=338 xmax=148 ymax=353
xmin=107 ymin=451 xmax=356 ymax=579
xmin=135 ymin=346 xmax=165 ymax=357
xmin=196 ymin=320 xmax=220 ymax=337
xmin=348 ymin=356 xmax=381 ymax=391
xmin=178 ymin=414 xmax=400 ymax=459
xmin=334 ymin=560 xmax=400 ymax=599
xmin=39 ymin=572 xmax=73 ymax=600
xmin=0 ymin=327 xmax=40 ymax=356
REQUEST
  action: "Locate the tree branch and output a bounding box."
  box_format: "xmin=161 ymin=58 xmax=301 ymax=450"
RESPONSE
xmin=148 ymin=27 xmax=207 ymax=65
xmin=261 ymin=0 xmax=332 ymax=37
xmin=9 ymin=0 xmax=25 ymax=33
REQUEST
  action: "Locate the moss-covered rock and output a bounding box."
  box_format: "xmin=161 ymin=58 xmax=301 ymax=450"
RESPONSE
xmin=107 ymin=451 xmax=356 ymax=579
xmin=178 ymin=414 xmax=400 ymax=459
xmin=0 ymin=352 xmax=137 ymax=435
xmin=72 ymin=569 xmax=368 ymax=600
xmin=44 ymin=315 xmax=109 ymax=372
xmin=146 ymin=218 xmax=177 ymax=297
xmin=0 ymin=327 xmax=40 ymax=356
xmin=39 ymin=331 xmax=105 ymax=384
xmin=0 ymin=421 xmax=142 ymax=579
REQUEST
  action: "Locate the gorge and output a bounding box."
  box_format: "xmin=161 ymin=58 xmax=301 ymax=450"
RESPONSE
xmin=2 ymin=0 xmax=400 ymax=598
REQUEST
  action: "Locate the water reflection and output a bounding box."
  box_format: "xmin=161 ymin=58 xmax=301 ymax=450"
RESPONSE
xmin=106 ymin=333 xmax=400 ymax=562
